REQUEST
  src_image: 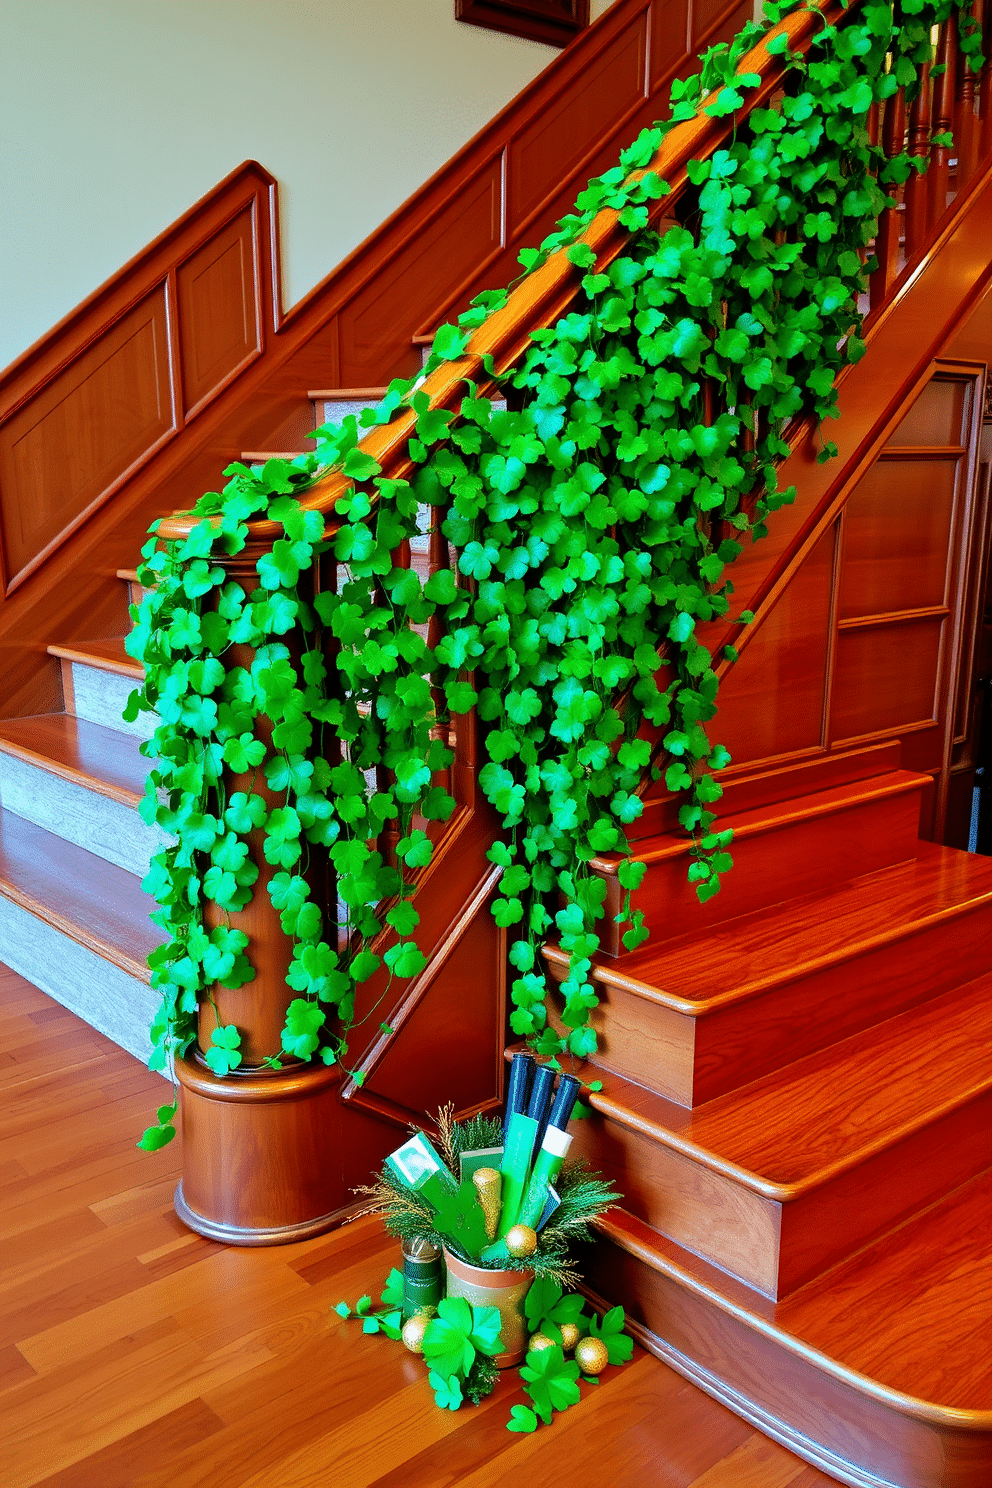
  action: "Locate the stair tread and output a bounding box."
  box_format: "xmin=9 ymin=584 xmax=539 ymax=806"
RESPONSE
xmin=582 ymin=977 xmax=992 ymax=1195
xmin=308 ymin=387 xmax=388 ymax=399
xmin=601 ymin=1167 xmax=992 ymax=1413
xmin=0 ymin=714 xmax=148 ymax=807
xmin=567 ymin=843 xmax=992 ymax=1011
xmin=47 ymin=637 xmax=143 ymax=682
xmin=592 ymin=768 xmax=926 ymax=871
xmin=0 ymin=810 xmax=162 ymax=980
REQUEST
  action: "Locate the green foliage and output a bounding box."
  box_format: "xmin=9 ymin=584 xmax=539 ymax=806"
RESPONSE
xmin=131 ymin=0 xmax=980 ymax=1137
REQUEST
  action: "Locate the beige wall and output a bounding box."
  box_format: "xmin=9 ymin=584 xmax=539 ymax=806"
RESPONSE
xmin=0 ymin=0 xmax=617 ymax=370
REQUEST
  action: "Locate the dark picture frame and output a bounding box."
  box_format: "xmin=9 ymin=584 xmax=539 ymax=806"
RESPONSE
xmin=455 ymin=0 xmax=591 ymax=49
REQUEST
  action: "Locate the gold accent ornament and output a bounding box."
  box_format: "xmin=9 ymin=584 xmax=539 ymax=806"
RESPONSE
xmin=527 ymin=1332 xmax=556 ymax=1352
xmin=504 ymin=1223 xmax=538 ymax=1259
xmin=574 ymin=1336 xmax=610 ymax=1375
xmin=559 ymin=1322 xmax=581 ymax=1352
xmin=401 ymin=1313 xmax=432 ymax=1354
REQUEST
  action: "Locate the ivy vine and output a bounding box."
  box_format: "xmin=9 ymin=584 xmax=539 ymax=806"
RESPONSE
xmin=130 ymin=0 xmax=982 ymax=1147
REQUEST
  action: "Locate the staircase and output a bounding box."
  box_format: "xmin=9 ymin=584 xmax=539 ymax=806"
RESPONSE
xmin=534 ymin=743 xmax=992 ymax=1486
xmin=0 ymin=1 xmax=990 ymax=1485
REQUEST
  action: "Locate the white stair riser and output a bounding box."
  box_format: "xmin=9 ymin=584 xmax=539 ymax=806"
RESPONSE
xmin=0 ymin=754 xmax=166 ymax=879
xmin=0 ymin=895 xmax=163 ymax=1071
xmin=70 ymin=661 xmax=156 ymax=741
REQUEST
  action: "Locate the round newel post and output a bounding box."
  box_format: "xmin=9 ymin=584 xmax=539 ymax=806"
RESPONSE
xmin=160 ymin=536 xmax=350 ymax=1244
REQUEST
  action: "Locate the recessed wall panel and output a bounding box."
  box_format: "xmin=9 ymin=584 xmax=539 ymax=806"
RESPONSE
xmin=177 ymin=206 xmax=260 ymax=414
xmin=713 ymin=528 xmax=835 ymax=768
xmin=0 ymin=289 xmax=173 ymax=579
xmin=831 ymin=617 xmax=943 ymax=742
xmin=838 ymin=458 xmax=957 ymax=619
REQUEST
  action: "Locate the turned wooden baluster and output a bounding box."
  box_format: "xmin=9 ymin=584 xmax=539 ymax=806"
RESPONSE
xmin=425 ymin=521 xmax=456 ymax=802
xmin=903 ymin=56 xmax=934 ymax=258
xmin=955 ymin=0 xmax=983 ymax=187
xmin=870 ymin=85 xmax=908 ymax=313
xmin=929 ymin=20 xmax=958 ymax=226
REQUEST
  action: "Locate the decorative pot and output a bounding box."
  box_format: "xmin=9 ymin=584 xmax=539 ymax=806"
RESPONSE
xmin=443 ymin=1246 xmax=533 ymax=1367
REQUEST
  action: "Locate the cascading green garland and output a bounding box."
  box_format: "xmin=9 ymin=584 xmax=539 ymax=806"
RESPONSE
xmin=131 ymin=0 xmax=981 ymax=1146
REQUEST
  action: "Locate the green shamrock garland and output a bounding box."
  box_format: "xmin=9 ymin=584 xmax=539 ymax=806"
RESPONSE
xmin=130 ymin=0 xmax=983 ymax=1146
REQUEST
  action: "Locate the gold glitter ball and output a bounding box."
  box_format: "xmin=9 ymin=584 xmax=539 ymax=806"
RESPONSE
xmin=575 ymin=1336 xmax=610 ymax=1375
xmin=559 ymin=1322 xmax=581 ymax=1352
xmin=504 ymin=1224 xmax=538 ymax=1259
xmin=401 ymin=1313 xmax=431 ymax=1354
xmin=527 ymin=1333 xmax=556 ymax=1353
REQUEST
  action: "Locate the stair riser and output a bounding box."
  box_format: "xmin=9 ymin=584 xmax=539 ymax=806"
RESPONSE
xmin=596 ymin=781 xmax=925 ymax=956
xmin=0 ymin=895 xmax=160 ymax=1068
xmin=0 ymin=754 xmax=164 ymax=879
xmin=553 ymin=890 xmax=992 ymax=1104
xmin=581 ymin=1250 xmax=989 ymax=1488
xmin=571 ymin=1086 xmax=992 ymax=1297
xmin=65 ymin=660 xmax=155 ymax=741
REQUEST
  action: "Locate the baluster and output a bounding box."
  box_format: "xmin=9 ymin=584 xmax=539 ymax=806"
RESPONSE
xmin=955 ymin=0 xmax=983 ymax=187
xmin=425 ymin=523 xmax=455 ymax=803
xmin=316 ymin=548 xmax=342 ymax=952
xmin=871 ymin=87 xmax=908 ymax=312
xmin=929 ymin=21 xmax=957 ymax=227
xmin=867 ymin=98 xmax=881 ymax=150
xmin=903 ymin=59 xmax=934 ymax=259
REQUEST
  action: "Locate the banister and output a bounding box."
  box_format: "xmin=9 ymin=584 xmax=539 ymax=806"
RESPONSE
xmin=156 ymin=0 xmax=856 ymax=550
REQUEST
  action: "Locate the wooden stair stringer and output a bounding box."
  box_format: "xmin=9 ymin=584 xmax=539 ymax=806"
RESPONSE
xmin=584 ymin=1176 xmax=992 ymax=1488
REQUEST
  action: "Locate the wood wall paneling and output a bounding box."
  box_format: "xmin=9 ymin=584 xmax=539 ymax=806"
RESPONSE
xmin=0 ymin=289 xmax=174 ymax=590
xmin=0 ymin=164 xmax=274 ymax=609
xmin=713 ymin=527 xmax=836 ymax=769
xmin=506 ymin=17 xmax=648 ymax=228
xmin=649 ymin=0 xmax=692 ymax=93
xmin=837 ymin=455 xmax=960 ymax=618
xmin=830 ymin=615 xmax=944 ymax=743
xmin=338 ymin=162 xmax=504 ymax=385
xmin=885 ymin=374 xmax=968 ymax=445
xmin=176 ymin=204 xmax=262 ymax=418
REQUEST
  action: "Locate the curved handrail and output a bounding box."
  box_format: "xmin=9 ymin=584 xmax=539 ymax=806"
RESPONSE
xmin=157 ymin=0 xmax=854 ymax=550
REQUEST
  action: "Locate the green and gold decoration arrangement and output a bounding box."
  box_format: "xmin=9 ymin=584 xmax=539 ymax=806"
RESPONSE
xmin=336 ymin=1057 xmax=631 ymax=1427
xmin=130 ymin=0 xmax=983 ymax=1150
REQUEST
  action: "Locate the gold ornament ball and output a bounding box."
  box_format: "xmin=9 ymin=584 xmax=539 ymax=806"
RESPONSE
xmin=527 ymin=1332 xmax=556 ymax=1353
xmin=559 ymin=1322 xmax=581 ymax=1352
xmin=401 ymin=1313 xmax=431 ymax=1354
xmin=504 ymin=1224 xmax=538 ymax=1259
xmin=574 ymin=1336 xmax=610 ymax=1375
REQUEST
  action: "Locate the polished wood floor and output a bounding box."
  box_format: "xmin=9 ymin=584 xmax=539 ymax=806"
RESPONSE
xmin=1 ymin=964 xmax=838 ymax=1488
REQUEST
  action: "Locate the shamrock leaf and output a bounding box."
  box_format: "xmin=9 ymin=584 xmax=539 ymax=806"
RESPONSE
xmin=506 ymin=1404 xmax=538 ymax=1433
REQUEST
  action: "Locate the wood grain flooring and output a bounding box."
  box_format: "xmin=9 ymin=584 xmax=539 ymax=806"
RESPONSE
xmin=0 ymin=965 xmax=838 ymax=1488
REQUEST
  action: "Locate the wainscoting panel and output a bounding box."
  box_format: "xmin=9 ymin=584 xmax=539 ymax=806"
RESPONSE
xmin=0 ymin=162 xmax=275 ymax=599
xmin=177 ymin=203 xmax=262 ymax=417
xmin=0 ymin=288 xmax=174 ymax=587
xmin=506 ymin=15 xmax=649 ymax=228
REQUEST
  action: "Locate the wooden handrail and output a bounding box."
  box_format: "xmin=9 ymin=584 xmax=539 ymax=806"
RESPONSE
xmin=157 ymin=0 xmax=855 ymax=550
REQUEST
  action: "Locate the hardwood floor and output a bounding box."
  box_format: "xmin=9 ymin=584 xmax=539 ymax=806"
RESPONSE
xmin=0 ymin=965 xmax=837 ymax=1488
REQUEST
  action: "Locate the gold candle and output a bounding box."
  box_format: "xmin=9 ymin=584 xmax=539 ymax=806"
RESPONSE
xmin=472 ymin=1166 xmax=502 ymax=1239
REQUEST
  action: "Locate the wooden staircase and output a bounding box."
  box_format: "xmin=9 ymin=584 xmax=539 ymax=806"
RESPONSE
xmin=532 ymin=739 xmax=992 ymax=1484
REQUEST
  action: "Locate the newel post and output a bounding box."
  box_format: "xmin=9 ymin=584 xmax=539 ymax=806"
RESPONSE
xmin=172 ymin=540 xmax=350 ymax=1245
